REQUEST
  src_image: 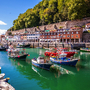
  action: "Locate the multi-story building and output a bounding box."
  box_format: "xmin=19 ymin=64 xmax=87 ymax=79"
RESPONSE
xmin=27 ymin=31 xmax=40 ymax=42
xmin=85 ymin=23 xmax=90 ymax=30
xmin=0 ymin=35 xmax=6 ymax=42
xmin=40 ymin=27 xmax=83 ymax=43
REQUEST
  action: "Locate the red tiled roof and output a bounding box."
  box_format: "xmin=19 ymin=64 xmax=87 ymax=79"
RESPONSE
xmin=86 ymin=23 xmax=90 ymax=25
xmin=70 ymin=27 xmax=81 ymax=30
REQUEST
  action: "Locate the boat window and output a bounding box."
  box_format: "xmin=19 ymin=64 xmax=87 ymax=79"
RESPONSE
xmin=39 ymin=57 xmax=44 ymax=59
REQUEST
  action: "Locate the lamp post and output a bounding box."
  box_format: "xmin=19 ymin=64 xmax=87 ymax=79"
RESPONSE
xmin=69 ymin=29 xmax=72 ymax=50
xmin=61 ymin=34 xmax=64 ymax=48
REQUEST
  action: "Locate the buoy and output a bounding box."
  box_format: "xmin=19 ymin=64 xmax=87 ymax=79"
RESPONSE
xmin=28 ymin=54 xmax=30 ymax=56
xmin=18 ymin=55 xmax=20 ymax=58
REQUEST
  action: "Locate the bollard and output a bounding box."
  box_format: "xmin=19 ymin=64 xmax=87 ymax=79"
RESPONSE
xmin=33 ymin=43 xmax=34 ymax=48
xmin=38 ymin=43 xmax=39 ymax=47
xmin=48 ymin=43 xmax=49 ymax=48
xmin=42 ymin=44 xmax=43 ymax=49
xmin=55 ymin=43 xmax=57 ymax=48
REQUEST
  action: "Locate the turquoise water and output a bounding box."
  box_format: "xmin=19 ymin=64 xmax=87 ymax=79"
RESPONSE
xmin=0 ymin=48 xmax=90 ymax=90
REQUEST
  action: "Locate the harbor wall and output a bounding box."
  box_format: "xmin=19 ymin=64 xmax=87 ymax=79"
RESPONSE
xmin=10 ymin=41 xmax=90 ymax=49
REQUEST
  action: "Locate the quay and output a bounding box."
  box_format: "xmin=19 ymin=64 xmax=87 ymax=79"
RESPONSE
xmin=6 ymin=41 xmax=88 ymax=50
xmin=1 ymin=19 xmax=90 ymax=49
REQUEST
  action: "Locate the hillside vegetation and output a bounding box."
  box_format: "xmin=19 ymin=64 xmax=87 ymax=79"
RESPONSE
xmin=8 ymin=0 xmax=90 ymax=31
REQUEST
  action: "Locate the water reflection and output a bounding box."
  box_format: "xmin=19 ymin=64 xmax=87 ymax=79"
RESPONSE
xmin=8 ymin=50 xmax=83 ymax=90
xmin=80 ymin=52 xmax=90 ymax=60
xmin=1 ymin=48 xmax=90 ymax=90
xmin=10 ymin=58 xmax=77 ymax=78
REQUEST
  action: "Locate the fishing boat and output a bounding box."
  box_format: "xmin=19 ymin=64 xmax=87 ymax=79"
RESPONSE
xmin=0 ymin=73 xmax=5 ymax=80
xmin=17 ymin=43 xmax=30 ymax=48
xmin=44 ymin=50 xmax=57 ymax=56
xmin=50 ymin=53 xmax=79 ymax=66
xmin=0 ymin=82 xmax=15 ymax=90
xmin=8 ymin=53 xmax=29 ymax=59
xmin=0 ymin=46 xmax=7 ymax=51
xmin=80 ymin=48 xmax=90 ymax=52
xmin=44 ymin=48 xmax=76 ymax=57
xmin=32 ymin=55 xmax=53 ymax=70
xmin=7 ymin=48 xmax=29 ymax=60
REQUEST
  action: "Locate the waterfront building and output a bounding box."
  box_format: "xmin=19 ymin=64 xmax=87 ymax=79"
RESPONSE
xmin=6 ymin=36 xmax=15 ymax=42
xmin=5 ymin=25 xmax=83 ymax=43
xmin=27 ymin=31 xmax=40 ymax=42
xmin=85 ymin=23 xmax=90 ymax=31
xmin=14 ymin=33 xmax=21 ymax=41
xmin=40 ymin=27 xmax=83 ymax=43
xmin=0 ymin=35 xmax=6 ymax=42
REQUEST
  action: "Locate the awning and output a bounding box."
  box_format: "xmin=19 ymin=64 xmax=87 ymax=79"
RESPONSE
xmin=45 ymin=30 xmax=50 ymax=32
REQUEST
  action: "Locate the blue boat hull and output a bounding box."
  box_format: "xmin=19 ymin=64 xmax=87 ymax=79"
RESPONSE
xmin=50 ymin=57 xmax=78 ymax=66
xmin=32 ymin=60 xmax=52 ymax=70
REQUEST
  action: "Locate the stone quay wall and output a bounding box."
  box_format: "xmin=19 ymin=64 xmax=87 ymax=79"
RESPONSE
xmin=10 ymin=41 xmax=90 ymax=49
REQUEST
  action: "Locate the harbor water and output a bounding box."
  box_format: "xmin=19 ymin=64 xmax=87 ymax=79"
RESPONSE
xmin=0 ymin=48 xmax=90 ymax=90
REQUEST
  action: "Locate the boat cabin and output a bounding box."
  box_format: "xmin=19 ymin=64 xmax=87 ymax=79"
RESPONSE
xmin=8 ymin=49 xmax=20 ymax=56
xmin=58 ymin=53 xmax=67 ymax=60
xmin=37 ymin=57 xmax=46 ymax=63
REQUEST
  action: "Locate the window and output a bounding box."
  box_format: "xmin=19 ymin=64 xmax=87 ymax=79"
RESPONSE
xmin=76 ymin=32 xmax=78 ymax=34
xmin=63 ymin=35 xmax=65 ymax=37
xmin=72 ymin=35 xmax=73 ymax=37
xmin=64 ymin=32 xmax=65 ymax=34
xmin=72 ymin=32 xmax=73 ymax=34
xmin=51 ymin=33 xmax=53 ymax=35
xmin=45 ymin=33 xmax=47 ymax=35
xmin=67 ymin=35 xmax=70 ymax=37
xmin=76 ymin=35 xmax=78 ymax=37
xmin=57 ymin=36 xmax=59 ymax=38
xmin=67 ymin=32 xmax=69 ymax=34
xmin=48 ymin=33 xmax=50 ymax=35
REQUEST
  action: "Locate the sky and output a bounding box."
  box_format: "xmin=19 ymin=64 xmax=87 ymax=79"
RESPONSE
xmin=0 ymin=0 xmax=42 ymax=35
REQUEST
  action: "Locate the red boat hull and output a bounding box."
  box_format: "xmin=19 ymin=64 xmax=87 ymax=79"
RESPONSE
xmin=44 ymin=51 xmax=75 ymax=57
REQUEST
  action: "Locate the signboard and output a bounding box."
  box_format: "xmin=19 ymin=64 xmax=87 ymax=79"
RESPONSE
xmin=45 ymin=30 xmax=50 ymax=32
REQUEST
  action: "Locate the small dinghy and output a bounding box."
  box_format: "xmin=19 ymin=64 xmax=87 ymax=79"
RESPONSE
xmin=0 ymin=77 xmax=10 ymax=82
xmin=0 ymin=73 xmax=5 ymax=80
xmin=0 ymin=81 xmax=15 ymax=90
xmin=80 ymin=48 xmax=90 ymax=52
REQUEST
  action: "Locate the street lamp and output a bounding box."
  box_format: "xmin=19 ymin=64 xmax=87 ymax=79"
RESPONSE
xmin=61 ymin=34 xmax=64 ymax=48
